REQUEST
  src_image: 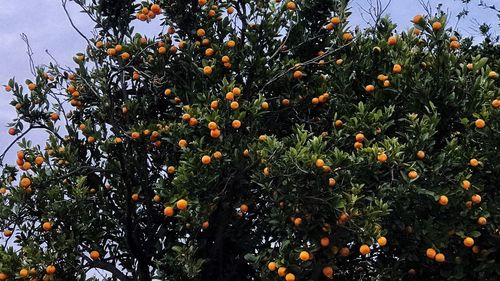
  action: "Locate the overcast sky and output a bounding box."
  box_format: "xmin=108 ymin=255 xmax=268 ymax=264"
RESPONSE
xmin=0 ymin=0 xmax=498 ymax=162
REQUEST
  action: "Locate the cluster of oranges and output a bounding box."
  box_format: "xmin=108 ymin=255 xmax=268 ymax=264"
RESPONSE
xmin=136 ymin=3 xmax=161 ymax=22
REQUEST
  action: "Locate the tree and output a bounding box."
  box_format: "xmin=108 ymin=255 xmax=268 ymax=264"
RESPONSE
xmin=1 ymin=0 xmax=499 ymax=280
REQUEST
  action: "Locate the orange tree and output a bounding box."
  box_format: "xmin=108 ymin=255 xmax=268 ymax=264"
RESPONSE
xmin=1 ymin=0 xmax=499 ymax=280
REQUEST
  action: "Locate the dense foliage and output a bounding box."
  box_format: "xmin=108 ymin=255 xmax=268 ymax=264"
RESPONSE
xmin=1 ymin=0 xmax=499 ymax=280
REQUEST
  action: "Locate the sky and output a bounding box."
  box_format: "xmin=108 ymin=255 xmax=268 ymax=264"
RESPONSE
xmin=0 ymin=0 xmax=498 ymax=160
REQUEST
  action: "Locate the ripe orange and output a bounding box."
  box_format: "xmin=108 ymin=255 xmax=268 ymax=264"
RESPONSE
xmin=131 ymin=132 xmax=140 ymax=140
xmin=227 ymin=40 xmax=236 ymax=48
xmin=202 ymin=155 xmax=211 ymax=165
xmin=198 ymin=0 xmax=206 ymax=5
xmin=176 ymin=199 xmax=188 ymax=210
xmin=471 ymin=194 xmax=481 ymax=204
xmin=463 ymin=237 xmax=474 ymax=247
xmin=339 ymin=247 xmax=350 ymax=257
xmin=475 ymin=119 xmax=485 ymax=129
xmin=167 ymin=166 xmax=176 ymax=174
xmin=263 ymin=167 xmax=270 ymax=176
xmin=315 ymin=159 xmax=325 ymax=168
xmin=416 ymin=150 xmax=425 ymax=159
xmin=432 ymin=21 xmax=442 ymax=30
xmin=365 ymin=84 xmax=375 ymax=92
xmin=408 ymin=171 xmax=418 ymax=179
xmin=121 ymin=52 xmax=130 ymax=60
xmin=131 ymin=193 xmax=140 ymax=201
xmin=299 ymin=251 xmax=310 ymax=261
xmin=267 ymin=262 xmax=277 ymax=271
xmin=335 ymin=119 xmax=343 ymax=128
xmin=462 ymin=180 xmax=471 ymax=190
xmin=412 ymin=14 xmax=423 ymax=23
xmin=19 ymin=269 xmax=28 ymax=278
xmin=153 ymin=195 xmax=161 ymax=203
xmin=377 ymin=236 xmax=387 ymax=247
xmin=196 ymin=28 xmax=205 ymax=37
xmin=164 ymin=206 xmax=174 ymax=217
xmin=293 ymin=70 xmax=303 ymax=79
xmin=342 ymin=32 xmax=353 ymax=41
xmin=227 ymin=6 xmax=235 ymax=14
xmin=240 ymin=204 xmax=249 ymax=213
xmin=492 ymin=99 xmax=500 ymax=108
xmin=328 ymin=178 xmax=336 ymax=187
xmin=286 ymin=1 xmax=296 ymax=10
xmin=3 ymin=229 xmax=12 ymax=237
xmin=438 ymin=195 xmax=448 ymax=206
xmin=435 ymin=253 xmax=445 ymax=263
xmin=203 ymin=66 xmax=213 ymax=76
xmin=489 ymin=71 xmax=499 ymax=79
xmin=285 ymin=273 xmax=295 ymax=281
xmin=230 ymin=101 xmax=239 ymax=110
xmin=359 ymin=244 xmax=370 ymax=255
xmin=210 ymin=100 xmax=219 ymax=110
xmin=210 ymin=129 xmax=221 ymax=138
xmin=355 ymin=133 xmax=364 ymax=142
xmin=46 ymin=265 xmax=56 ymax=275
xmin=278 ymin=267 xmax=287 ymax=277
xmin=50 ymin=112 xmax=59 ymax=121
xmin=260 ymin=101 xmax=270 ymax=110
xmin=205 ymin=48 xmax=215 ymax=57
xmin=322 ymin=266 xmax=334 ymax=278
xmin=470 ymin=158 xmax=479 ymax=167
xmin=202 ymin=221 xmax=209 ymax=229
xmin=293 ymin=217 xmax=302 ymax=226
xmin=426 ymin=248 xmax=436 ymax=259
xmin=232 ymin=120 xmax=241 ymax=129
xmin=336 ymin=59 xmax=343 ymax=65
xmin=450 ymin=41 xmax=460 ymax=49
xmin=377 ymin=153 xmax=388 ymax=162
xmin=0 ymin=274 xmax=7 ymax=280
xmin=178 ymin=139 xmax=188 ymax=148
xmin=90 ymin=250 xmax=100 ymax=260
xmin=393 ymin=64 xmax=402 ymax=73
xmin=151 ymin=4 xmax=161 ymax=14
xmin=20 ymin=177 xmax=31 ymax=188
xmin=387 ymin=36 xmax=397 ymax=46
xmin=331 ymin=17 xmax=341 ymax=24
xmin=320 ymin=237 xmax=330 ymax=247
xmin=477 ymin=216 xmax=487 ymax=225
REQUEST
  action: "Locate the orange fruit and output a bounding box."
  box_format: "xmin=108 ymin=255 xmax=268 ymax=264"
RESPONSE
xmin=3 ymin=229 xmax=12 ymax=237
xmin=227 ymin=40 xmax=236 ymax=48
xmin=489 ymin=71 xmax=499 ymax=79
xmin=299 ymin=251 xmax=310 ymax=261
xmin=354 ymin=141 xmax=363 ymax=150
xmin=286 ymin=1 xmax=296 ymax=10
xmin=153 ymin=195 xmax=161 ymax=203
xmin=90 ymin=250 xmax=100 ymax=260
xmin=377 ymin=236 xmax=387 ymax=247
xmin=203 ymin=66 xmax=213 ymax=76
xmin=5 ymin=85 xmax=12 ymax=92
xmin=178 ymin=139 xmax=188 ymax=148
xmin=463 ymin=237 xmax=474 ymax=247
xmin=470 ymin=158 xmax=479 ymax=167
xmin=20 ymin=177 xmax=31 ymax=188
xmin=210 ymin=129 xmax=221 ymax=138
xmin=164 ymin=206 xmax=174 ymax=217
xmin=151 ymin=4 xmax=161 ymax=14
xmin=336 ymin=59 xmax=343 ymax=65
xmin=28 ymin=83 xmax=36 ymax=91
xmin=450 ymin=41 xmax=460 ymax=49
xmin=387 ymin=36 xmax=397 ymax=45
xmin=315 ymin=159 xmax=325 ymax=168
xmin=176 ymin=199 xmax=188 ymax=210
xmin=278 ymin=267 xmax=287 ymax=277
xmin=475 ymin=119 xmax=485 ymax=129
xmin=19 ymin=269 xmax=28 ymax=278
xmin=230 ymin=101 xmax=239 ymax=110
xmin=202 ymin=221 xmax=209 ymax=229
xmin=339 ymin=247 xmax=350 ymax=257
xmin=202 ymin=155 xmax=211 ymax=165
xmin=268 ymin=262 xmax=277 ymax=271
xmin=393 ymin=64 xmax=402 ymax=73
xmin=121 ymin=52 xmax=130 ymax=60
xmin=322 ymin=266 xmax=334 ymax=278
xmin=205 ymin=48 xmax=215 ymax=57
xmin=438 ymin=195 xmax=448 ymax=206
xmin=50 ymin=112 xmax=59 ymax=121
xmin=240 ymin=204 xmax=249 ymax=213
xmin=213 ymin=151 xmax=222 ymax=159
xmin=462 ymin=180 xmax=471 ymax=190
xmin=408 ymin=171 xmax=418 ymax=179
xmin=335 ymin=119 xmax=343 ymax=128
xmin=365 ymin=85 xmax=375 ymax=92
xmin=359 ymin=244 xmax=370 ymax=255
xmin=426 ymin=248 xmax=436 ymax=259
xmin=416 ymin=150 xmax=425 ymax=159
xmin=167 ymin=166 xmax=176 ymax=174
xmin=342 ymin=32 xmax=353 ymax=41
xmin=471 ymin=194 xmax=481 ymax=204
xmin=0 ymin=274 xmax=7 ymax=280
xmin=46 ymin=265 xmax=56 ymax=275
xmin=432 ymin=21 xmax=442 ymax=30
xmin=293 ymin=217 xmax=302 ymax=226
xmin=131 ymin=132 xmax=140 ymax=140
xmin=196 ymin=28 xmax=205 ymax=37
xmin=293 ymin=70 xmax=303 ymax=79
xmin=210 ymin=100 xmax=219 ymax=110
xmin=232 ymin=120 xmax=241 ymax=129
xmin=22 ymin=162 xmax=32 ymax=171
xmin=227 ymin=6 xmax=235 ymax=14
xmin=131 ymin=193 xmax=140 ymax=201
xmin=434 ymin=253 xmax=445 ymax=263
xmin=263 ymin=167 xmax=270 ymax=176
xmin=491 ymin=99 xmax=500 ymax=108
xmin=355 ymin=133 xmax=364 ymax=142
xmin=285 ymin=273 xmax=295 ymax=281
xmin=412 ymin=14 xmax=423 ymax=23
xmin=328 ymin=178 xmax=336 ymax=187
xmin=320 ymin=237 xmax=330 ymax=247
xmin=198 ymin=0 xmax=206 ymax=5
xmin=377 ymin=153 xmax=388 ymax=162
xmin=208 ymin=122 xmax=218 ymax=130
xmin=477 ymin=216 xmax=487 ymax=225
xmin=331 ymin=17 xmax=341 ymax=24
